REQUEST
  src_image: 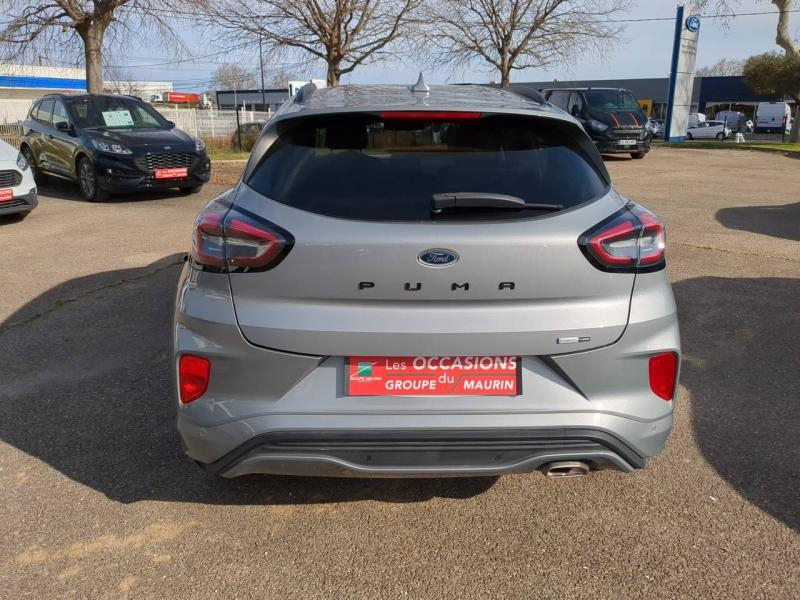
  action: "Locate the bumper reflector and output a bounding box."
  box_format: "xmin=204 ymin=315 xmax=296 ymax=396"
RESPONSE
xmin=179 ymin=355 xmax=210 ymax=404
xmin=649 ymin=352 xmax=678 ymax=401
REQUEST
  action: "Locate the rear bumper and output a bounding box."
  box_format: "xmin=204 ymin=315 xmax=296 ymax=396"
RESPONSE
xmin=0 ymin=188 xmax=38 ymax=216
xmin=174 ymin=266 xmax=680 ymax=478
xmin=186 ymin=420 xmax=671 ymax=478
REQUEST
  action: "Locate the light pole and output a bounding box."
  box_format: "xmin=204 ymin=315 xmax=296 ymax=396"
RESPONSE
xmin=259 ymin=34 xmax=267 ymax=113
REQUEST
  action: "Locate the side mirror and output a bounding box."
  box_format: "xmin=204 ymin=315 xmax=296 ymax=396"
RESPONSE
xmin=167 ymin=120 xmax=176 ymax=128
xmin=55 ymin=121 xmax=73 ymax=133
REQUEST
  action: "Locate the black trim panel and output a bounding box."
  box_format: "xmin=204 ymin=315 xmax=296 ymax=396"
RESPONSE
xmin=203 ymin=428 xmax=646 ymax=475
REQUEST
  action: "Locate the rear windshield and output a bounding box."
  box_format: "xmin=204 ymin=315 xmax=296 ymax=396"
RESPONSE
xmin=247 ymin=114 xmax=609 ymax=221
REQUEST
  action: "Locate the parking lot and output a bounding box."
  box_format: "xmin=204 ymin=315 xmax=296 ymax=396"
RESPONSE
xmin=0 ymin=146 xmax=798 ymax=598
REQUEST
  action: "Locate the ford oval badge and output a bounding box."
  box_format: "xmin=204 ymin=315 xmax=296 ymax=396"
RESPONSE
xmin=418 ymin=248 xmax=459 ymax=268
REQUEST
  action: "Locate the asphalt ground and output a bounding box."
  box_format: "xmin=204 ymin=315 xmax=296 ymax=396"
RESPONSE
xmin=1 ymin=147 xmax=798 ymax=599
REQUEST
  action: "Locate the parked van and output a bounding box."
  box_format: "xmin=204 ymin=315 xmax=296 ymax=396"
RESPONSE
xmin=715 ymin=111 xmax=748 ymax=131
xmin=688 ymin=113 xmax=705 ymax=128
xmin=754 ymin=102 xmax=791 ymax=133
xmin=540 ymin=87 xmax=650 ymax=159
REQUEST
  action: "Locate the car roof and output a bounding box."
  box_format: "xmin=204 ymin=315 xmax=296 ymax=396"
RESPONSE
xmin=274 ymin=83 xmax=573 ymax=124
xmin=541 ymin=87 xmax=633 ymax=93
xmin=38 ymin=93 xmax=141 ymax=101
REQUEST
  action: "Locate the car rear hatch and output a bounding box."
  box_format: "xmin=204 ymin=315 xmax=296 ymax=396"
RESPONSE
xmin=218 ymin=111 xmax=637 ymax=356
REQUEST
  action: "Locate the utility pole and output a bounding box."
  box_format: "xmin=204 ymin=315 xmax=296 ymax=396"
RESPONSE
xmin=259 ymin=34 xmax=267 ymax=113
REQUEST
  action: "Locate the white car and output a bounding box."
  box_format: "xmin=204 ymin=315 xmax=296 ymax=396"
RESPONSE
xmin=0 ymin=138 xmax=37 ymax=218
xmin=686 ymin=120 xmax=731 ymax=141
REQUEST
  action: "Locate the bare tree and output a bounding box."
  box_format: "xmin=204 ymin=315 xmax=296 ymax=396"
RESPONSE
xmin=268 ymin=69 xmax=293 ymax=89
xmin=696 ymin=58 xmax=746 ymax=76
xmin=212 ymin=63 xmax=258 ymax=90
xmin=0 ymin=1 xmax=200 ymax=94
xmin=696 ymin=0 xmax=798 ymax=57
xmin=204 ymin=0 xmax=422 ymax=86
xmin=423 ymin=0 xmax=628 ymax=87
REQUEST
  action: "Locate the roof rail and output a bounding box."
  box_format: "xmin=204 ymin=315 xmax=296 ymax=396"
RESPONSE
xmin=295 ymin=82 xmax=318 ymax=104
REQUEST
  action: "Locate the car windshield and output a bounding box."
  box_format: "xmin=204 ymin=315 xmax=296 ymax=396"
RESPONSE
xmin=584 ymin=90 xmax=640 ymax=112
xmin=247 ymin=113 xmax=609 ymax=222
xmin=67 ymin=97 xmax=170 ymax=130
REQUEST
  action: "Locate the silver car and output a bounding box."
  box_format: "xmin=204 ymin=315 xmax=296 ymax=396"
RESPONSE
xmin=173 ymin=82 xmax=680 ymax=479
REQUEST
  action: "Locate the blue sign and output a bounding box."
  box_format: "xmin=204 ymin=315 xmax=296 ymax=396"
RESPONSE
xmin=685 ymin=15 xmax=701 ymax=32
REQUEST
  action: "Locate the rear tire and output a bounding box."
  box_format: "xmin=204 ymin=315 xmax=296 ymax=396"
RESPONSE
xmin=21 ymin=146 xmax=47 ymax=184
xmin=686 ymin=132 xmax=693 ymax=140
xmin=179 ymin=184 xmax=203 ymax=195
xmin=630 ymin=152 xmax=646 ymax=159
xmin=77 ymin=157 xmax=109 ymax=203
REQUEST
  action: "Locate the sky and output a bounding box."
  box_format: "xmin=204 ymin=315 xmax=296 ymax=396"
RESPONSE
xmin=119 ymin=0 xmax=795 ymax=91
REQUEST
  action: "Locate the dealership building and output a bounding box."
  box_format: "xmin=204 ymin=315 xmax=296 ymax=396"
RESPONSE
xmin=511 ymin=75 xmax=791 ymax=119
xmin=0 ymin=64 xmax=172 ymax=101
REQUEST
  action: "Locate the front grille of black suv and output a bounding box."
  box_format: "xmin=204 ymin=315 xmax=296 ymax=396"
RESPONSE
xmin=613 ymin=128 xmax=643 ymax=140
xmin=0 ymin=170 xmax=23 ymax=187
xmin=135 ymin=153 xmax=195 ymax=173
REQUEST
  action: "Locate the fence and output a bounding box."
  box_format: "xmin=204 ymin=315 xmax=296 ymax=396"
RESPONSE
xmin=0 ymin=123 xmax=22 ymax=149
xmin=154 ymin=107 xmax=272 ymax=142
xmin=0 ymin=99 xmax=32 ymax=125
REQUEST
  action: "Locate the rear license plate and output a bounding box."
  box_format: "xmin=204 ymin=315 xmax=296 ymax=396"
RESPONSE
xmin=154 ymin=167 xmax=188 ymax=179
xmin=0 ymin=188 xmax=12 ymax=202
xmin=617 ymin=139 xmax=637 ymax=146
xmin=346 ymin=356 xmax=521 ymax=396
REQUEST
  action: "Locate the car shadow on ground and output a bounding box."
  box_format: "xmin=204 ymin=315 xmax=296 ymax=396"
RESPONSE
xmin=0 ymin=256 xmax=496 ymax=505
xmin=716 ymin=201 xmax=800 ymax=242
xmin=673 ymin=276 xmax=800 ymax=531
xmin=34 ymin=179 xmax=196 ymax=204
xmin=0 ymin=212 xmax=29 ymax=226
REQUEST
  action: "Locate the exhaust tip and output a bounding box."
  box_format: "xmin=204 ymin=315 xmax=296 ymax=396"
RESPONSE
xmin=543 ymin=461 xmax=590 ymax=479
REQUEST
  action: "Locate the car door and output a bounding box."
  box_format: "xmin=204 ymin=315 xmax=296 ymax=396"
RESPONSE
xmin=23 ymin=100 xmax=46 ymax=167
xmin=694 ymin=122 xmax=711 ymax=138
xmin=33 ymin=98 xmax=55 ymax=171
xmin=47 ymin=100 xmax=78 ymax=178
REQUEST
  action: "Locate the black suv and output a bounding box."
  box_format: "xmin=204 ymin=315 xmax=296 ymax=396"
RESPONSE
xmin=20 ymin=94 xmax=211 ymax=201
xmin=540 ymin=88 xmax=650 ymax=159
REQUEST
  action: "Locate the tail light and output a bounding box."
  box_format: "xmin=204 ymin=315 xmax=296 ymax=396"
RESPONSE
xmin=379 ymin=111 xmax=482 ymax=121
xmin=191 ymin=201 xmax=294 ymax=272
xmin=578 ymin=203 xmax=666 ymax=272
xmin=649 ymin=352 xmax=678 ymax=401
xmin=179 ymin=354 xmax=210 ymax=404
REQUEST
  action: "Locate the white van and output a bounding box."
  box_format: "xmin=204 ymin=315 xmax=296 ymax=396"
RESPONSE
xmin=755 ymin=102 xmax=791 ymax=133
xmin=688 ymin=113 xmax=706 ymax=128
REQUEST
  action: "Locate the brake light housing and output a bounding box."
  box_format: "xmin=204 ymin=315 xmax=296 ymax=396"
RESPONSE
xmin=379 ymin=111 xmax=482 ymax=121
xmin=649 ymin=352 xmax=678 ymax=401
xmin=179 ymin=354 xmax=210 ymax=404
xmin=578 ymin=203 xmax=666 ymax=272
xmin=191 ymin=199 xmax=294 ymax=272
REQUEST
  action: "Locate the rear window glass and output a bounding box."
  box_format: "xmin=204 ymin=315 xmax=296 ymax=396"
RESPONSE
xmin=247 ymin=114 xmax=609 ymax=221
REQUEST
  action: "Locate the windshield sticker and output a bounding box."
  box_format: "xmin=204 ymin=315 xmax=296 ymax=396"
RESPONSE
xmin=101 ymin=110 xmax=134 ymax=127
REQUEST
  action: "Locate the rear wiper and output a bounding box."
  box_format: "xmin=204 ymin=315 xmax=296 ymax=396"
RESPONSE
xmin=431 ymin=192 xmax=562 ymax=214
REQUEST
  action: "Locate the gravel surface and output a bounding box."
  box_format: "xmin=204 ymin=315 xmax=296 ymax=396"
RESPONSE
xmin=0 ymin=147 xmax=798 ymax=599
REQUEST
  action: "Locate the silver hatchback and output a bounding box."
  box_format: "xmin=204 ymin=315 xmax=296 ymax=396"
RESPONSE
xmin=173 ymin=83 xmax=680 ymax=479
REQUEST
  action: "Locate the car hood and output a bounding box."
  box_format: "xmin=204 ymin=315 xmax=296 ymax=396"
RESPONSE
xmin=587 ymin=109 xmax=646 ymax=128
xmin=85 ymin=127 xmax=195 ymax=150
